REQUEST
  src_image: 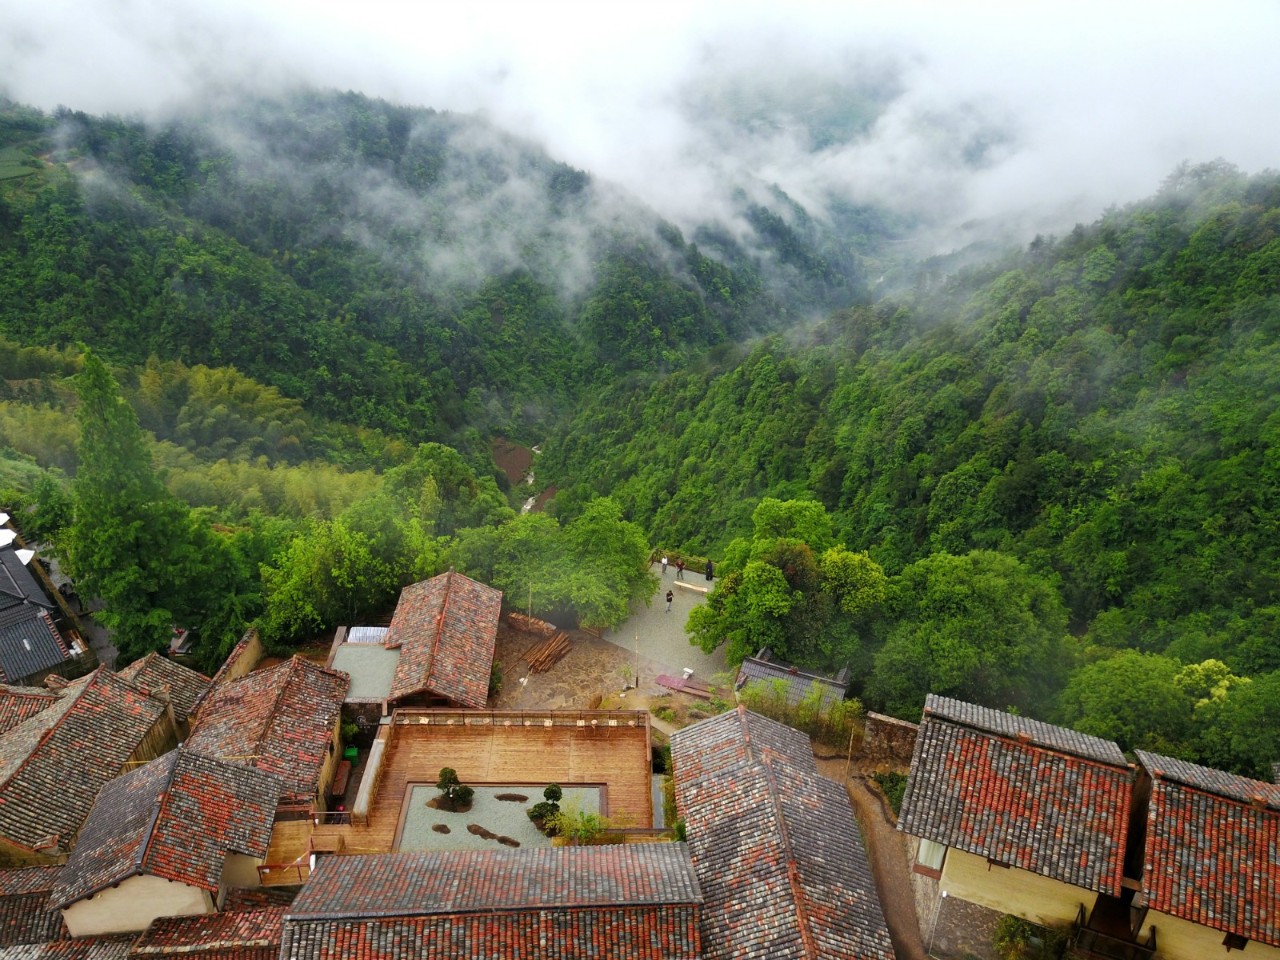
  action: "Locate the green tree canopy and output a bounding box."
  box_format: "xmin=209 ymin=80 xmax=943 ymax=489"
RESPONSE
xmin=61 ymin=350 xmax=244 ymax=663
xmin=867 ymin=550 xmax=1070 ymax=718
xmin=1055 ymin=651 xmax=1194 ymax=753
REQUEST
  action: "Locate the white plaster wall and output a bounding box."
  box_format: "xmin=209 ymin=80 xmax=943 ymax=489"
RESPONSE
xmin=1139 ymin=910 xmax=1280 ymax=960
xmin=61 ymin=873 xmax=212 ymax=937
xmin=941 ymin=848 xmax=1093 ymax=928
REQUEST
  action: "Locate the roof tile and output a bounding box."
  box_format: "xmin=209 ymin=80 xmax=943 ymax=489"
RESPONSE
xmin=385 ymin=572 xmax=501 ymax=709
xmin=898 ymin=695 xmax=1133 ymax=894
xmin=1137 ymin=750 xmax=1280 ymax=947
xmin=186 ymin=657 xmax=348 ymax=801
xmin=50 ymin=748 xmax=279 ymax=909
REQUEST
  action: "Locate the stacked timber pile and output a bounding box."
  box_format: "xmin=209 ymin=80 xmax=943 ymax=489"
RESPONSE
xmin=526 ymin=632 xmax=571 ymax=673
xmin=506 ymin=611 xmax=557 ymax=636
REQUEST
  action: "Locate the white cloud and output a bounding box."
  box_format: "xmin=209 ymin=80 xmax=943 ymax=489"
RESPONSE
xmin=3 ymin=0 xmax=1279 ymax=248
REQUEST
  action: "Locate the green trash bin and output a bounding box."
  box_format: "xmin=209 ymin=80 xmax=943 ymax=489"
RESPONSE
xmin=343 ymin=745 xmax=358 ymax=761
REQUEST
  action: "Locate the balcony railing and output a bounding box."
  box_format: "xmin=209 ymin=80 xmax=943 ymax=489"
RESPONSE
xmin=1070 ymin=904 xmax=1156 ymax=960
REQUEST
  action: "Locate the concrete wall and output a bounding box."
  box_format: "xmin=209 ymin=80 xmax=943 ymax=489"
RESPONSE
xmin=940 ymin=848 xmax=1092 ymax=929
xmin=61 ymin=873 xmax=212 ymax=936
xmin=1138 ymin=910 xmax=1280 ymax=960
xmin=862 ymin=712 xmax=919 ymax=767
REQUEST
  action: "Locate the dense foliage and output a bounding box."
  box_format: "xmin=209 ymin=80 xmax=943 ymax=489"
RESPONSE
xmin=544 ymin=162 xmax=1280 ymax=775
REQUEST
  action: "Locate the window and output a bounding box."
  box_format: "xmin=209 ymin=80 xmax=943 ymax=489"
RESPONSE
xmin=913 ymin=838 xmax=946 ymax=878
xmin=1224 ymin=933 xmax=1249 ymax=951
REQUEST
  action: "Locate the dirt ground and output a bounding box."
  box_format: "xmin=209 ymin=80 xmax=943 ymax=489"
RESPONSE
xmin=815 ymin=755 xmax=929 ymax=960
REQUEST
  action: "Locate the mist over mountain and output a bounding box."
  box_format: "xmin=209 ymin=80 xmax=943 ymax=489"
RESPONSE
xmin=5 ymin=1 xmax=1279 ymax=261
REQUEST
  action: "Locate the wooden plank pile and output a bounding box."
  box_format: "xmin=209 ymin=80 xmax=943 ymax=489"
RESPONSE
xmin=526 ymin=631 xmax=571 ymax=673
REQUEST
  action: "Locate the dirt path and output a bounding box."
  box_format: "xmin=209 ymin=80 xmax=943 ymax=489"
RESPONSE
xmin=815 ymin=756 xmax=928 ymax=960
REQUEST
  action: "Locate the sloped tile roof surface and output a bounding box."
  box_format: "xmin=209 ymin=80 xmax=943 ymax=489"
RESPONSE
xmin=130 ymin=907 xmax=287 ymax=960
xmin=0 ymin=669 xmax=168 ymax=853
xmin=115 ymin=653 xmax=211 ymax=725
xmin=735 ymin=657 xmax=846 ymax=711
xmin=50 ymin=748 xmax=279 ymax=909
xmin=0 ymin=689 xmax=60 ymax=737
xmin=0 ymin=936 xmax=134 ymax=959
xmin=0 ymin=608 xmax=69 ymax=687
xmin=0 ymin=551 xmax=52 ymax=612
xmin=281 ymin=846 xmax=702 ymax=960
xmin=1136 ymin=750 xmax=1280 ymax=947
xmin=0 ymin=867 xmax=66 ymax=946
xmin=385 ymin=572 xmax=501 ymax=709
xmin=670 ymin=707 xmax=894 ymax=960
xmin=186 ymin=656 xmax=348 ymax=800
xmin=898 ymin=695 xmax=1133 ymax=894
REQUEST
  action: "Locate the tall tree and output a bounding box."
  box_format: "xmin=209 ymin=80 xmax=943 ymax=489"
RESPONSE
xmin=61 ymin=350 xmax=208 ymax=662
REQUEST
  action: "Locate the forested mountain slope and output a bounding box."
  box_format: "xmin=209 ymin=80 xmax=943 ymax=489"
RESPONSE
xmin=0 ymin=93 xmax=889 ymax=447
xmin=544 ymin=163 xmax=1280 ymax=773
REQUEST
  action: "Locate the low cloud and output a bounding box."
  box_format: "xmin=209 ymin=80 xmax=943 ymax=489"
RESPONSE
xmin=4 ymin=0 xmax=1279 ymax=252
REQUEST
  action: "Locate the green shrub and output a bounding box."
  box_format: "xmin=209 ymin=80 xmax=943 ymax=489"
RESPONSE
xmin=992 ymin=915 xmax=1068 ymax=960
xmin=873 ymin=771 xmax=908 ymax=816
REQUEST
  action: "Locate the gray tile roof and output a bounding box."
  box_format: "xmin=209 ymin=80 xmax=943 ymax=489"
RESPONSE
xmin=898 ymin=696 xmax=1133 ymax=894
xmin=735 ymin=655 xmax=847 ymax=712
xmin=115 ymin=653 xmax=211 ymax=726
xmin=281 ymin=846 xmax=703 ymax=960
xmin=0 ymin=867 xmax=66 ymax=946
xmin=289 ymin=845 xmax=701 ymax=917
xmin=0 ymin=669 xmax=170 ymax=855
xmin=0 ymin=606 xmax=69 ymax=687
xmin=668 ymin=704 xmax=816 ymax=789
xmin=0 ymin=936 xmax=134 ymax=958
xmin=0 ymin=551 xmax=52 ymax=613
xmin=671 ymin=706 xmax=894 ymax=960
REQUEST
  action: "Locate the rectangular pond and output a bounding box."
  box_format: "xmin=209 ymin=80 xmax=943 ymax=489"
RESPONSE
xmin=397 ymin=784 xmax=603 ymax=852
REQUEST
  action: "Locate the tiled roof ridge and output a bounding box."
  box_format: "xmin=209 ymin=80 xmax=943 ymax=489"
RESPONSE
xmin=421 ymin=570 xmax=455 ymax=692
xmin=134 ymin=748 xmax=185 ymax=885
xmin=763 ymin=758 xmax=819 ymax=960
xmin=923 ymin=694 xmax=1128 ymax=768
xmin=742 ymin=656 xmax=841 ymax=686
xmin=1137 ymin=749 xmax=1280 ymax=810
xmin=245 ymin=657 xmax=315 ymax=763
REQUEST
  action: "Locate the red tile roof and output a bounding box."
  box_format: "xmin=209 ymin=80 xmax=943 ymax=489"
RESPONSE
xmin=0 ymin=935 xmax=135 ymax=958
xmin=129 ymin=907 xmax=287 ymax=960
xmin=0 ymin=668 xmax=170 ymax=855
xmin=1137 ymin=750 xmax=1280 ymax=947
xmin=115 ymin=653 xmax=211 ymax=726
xmin=0 ymin=687 xmax=61 ymax=737
xmin=185 ymin=656 xmax=348 ymax=802
xmin=281 ymin=846 xmax=702 ymax=960
xmin=0 ymin=866 xmax=67 ymax=946
xmin=670 ymin=707 xmax=894 ymax=960
xmin=898 ymin=695 xmax=1134 ymax=895
xmin=49 ymin=748 xmax=279 ymax=910
xmin=385 ymin=572 xmax=501 ymax=709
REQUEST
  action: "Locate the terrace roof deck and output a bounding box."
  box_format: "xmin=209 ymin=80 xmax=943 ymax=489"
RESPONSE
xmin=262 ymin=709 xmax=653 ymax=877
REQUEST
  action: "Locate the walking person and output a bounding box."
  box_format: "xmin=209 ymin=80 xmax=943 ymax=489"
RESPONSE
xmin=665 ymin=589 xmax=674 ymax=612
xmin=661 ymin=555 xmax=668 ymax=575
xmin=676 ymin=559 xmax=684 ymax=580
xmin=705 ymin=559 xmax=714 ymax=582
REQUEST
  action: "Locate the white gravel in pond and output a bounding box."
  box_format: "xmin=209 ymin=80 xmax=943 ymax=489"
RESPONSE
xmin=398 ymin=785 xmax=602 ymax=852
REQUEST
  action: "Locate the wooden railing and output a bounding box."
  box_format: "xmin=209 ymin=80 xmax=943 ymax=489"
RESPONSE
xmin=392 ymin=708 xmax=649 ymax=729
xmin=257 ymin=860 xmax=309 ymax=886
